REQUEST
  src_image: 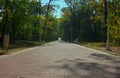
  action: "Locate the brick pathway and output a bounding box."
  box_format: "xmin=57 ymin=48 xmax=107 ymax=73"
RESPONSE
xmin=0 ymin=41 xmax=120 ymax=78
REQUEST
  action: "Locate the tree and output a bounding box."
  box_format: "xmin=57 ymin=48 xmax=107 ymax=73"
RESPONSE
xmin=0 ymin=0 xmax=60 ymax=47
xmin=104 ymin=0 xmax=110 ymax=50
xmin=61 ymin=0 xmax=107 ymax=42
xmin=64 ymin=0 xmax=81 ymax=41
xmin=108 ymin=0 xmax=120 ymax=45
xmin=42 ymin=0 xmax=53 ymax=41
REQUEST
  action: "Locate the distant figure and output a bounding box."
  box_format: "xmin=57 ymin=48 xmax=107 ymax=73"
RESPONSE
xmin=3 ymin=33 xmax=9 ymax=51
xmin=58 ymin=37 xmax=61 ymax=40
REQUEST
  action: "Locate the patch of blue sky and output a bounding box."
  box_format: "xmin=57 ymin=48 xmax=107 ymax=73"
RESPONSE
xmin=41 ymin=0 xmax=67 ymax=18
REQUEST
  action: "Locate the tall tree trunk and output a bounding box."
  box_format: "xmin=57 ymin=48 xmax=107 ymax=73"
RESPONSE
xmin=104 ymin=0 xmax=110 ymax=50
xmin=2 ymin=0 xmax=9 ymax=43
xmin=12 ymin=0 xmax=15 ymax=43
xmin=42 ymin=0 xmax=52 ymax=41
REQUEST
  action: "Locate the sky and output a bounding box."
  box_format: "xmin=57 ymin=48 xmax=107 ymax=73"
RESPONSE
xmin=41 ymin=0 xmax=67 ymax=18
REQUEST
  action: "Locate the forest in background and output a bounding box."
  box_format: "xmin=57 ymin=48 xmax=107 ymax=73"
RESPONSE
xmin=60 ymin=0 xmax=120 ymax=45
xmin=0 ymin=0 xmax=120 ymax=51
xmin=0 ymin=0 xmax=59 ymax=47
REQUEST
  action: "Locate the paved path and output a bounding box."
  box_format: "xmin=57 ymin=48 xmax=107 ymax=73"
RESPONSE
xmin=0 ymin=41 xmax=120 ymax=78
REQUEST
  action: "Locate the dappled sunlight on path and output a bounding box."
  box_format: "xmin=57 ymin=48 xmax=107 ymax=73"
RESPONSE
xmin=0 ymin=41 xmax=120 ymax=78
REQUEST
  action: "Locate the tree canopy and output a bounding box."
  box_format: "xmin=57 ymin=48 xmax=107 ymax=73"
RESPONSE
xmin=59 ymin=0 xmax=120 ymax=46
xmin=0 ymin=0 xmax=120 ymax=48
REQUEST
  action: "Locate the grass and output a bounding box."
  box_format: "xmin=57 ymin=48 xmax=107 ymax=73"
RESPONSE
xmin=0 ymin=41 xmax=47 ymax=56
xmin=77 ymin=42 xmax=120 ymax=57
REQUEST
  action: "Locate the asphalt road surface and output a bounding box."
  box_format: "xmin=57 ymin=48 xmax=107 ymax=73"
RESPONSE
xmin=0 ymin=41 xmax=120 ymax=78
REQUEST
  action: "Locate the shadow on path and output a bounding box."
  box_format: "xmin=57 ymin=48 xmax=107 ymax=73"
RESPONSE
xmin=89 ymin=53 xmax=120 ymax=64
xmin=44 ymin=55 xmax=120 ymax=78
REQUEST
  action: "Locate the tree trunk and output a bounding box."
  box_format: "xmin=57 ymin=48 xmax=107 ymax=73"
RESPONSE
xmin=104 ymin=0 xmax=111 ymax=50
xmin=42 ymin=0 xmax=52 ymax=41
xmin=2 ymin=0 xmax=9 ymax=45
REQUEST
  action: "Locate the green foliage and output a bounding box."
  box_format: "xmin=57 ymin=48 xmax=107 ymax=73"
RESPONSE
xmin=108 ymin=0 xmax=120 ymax=45
xmin=0 ymin=0 xmax=60 ymax=47
xmin=60 ymin=0 xmax=105 ymax=42
xmin=1 ymin=0 xmax=120 ymax=47
xmin=59 ymin=0 xmax=120 ymax=45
